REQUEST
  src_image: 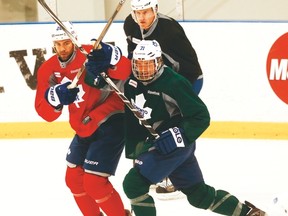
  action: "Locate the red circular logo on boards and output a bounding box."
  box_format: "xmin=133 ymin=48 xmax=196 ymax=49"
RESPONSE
xmin=266 ymin=33 xmax=288 ymax=105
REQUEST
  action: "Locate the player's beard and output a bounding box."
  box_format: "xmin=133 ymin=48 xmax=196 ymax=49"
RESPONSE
xmin=58 ymin=51 xmax=73 ymax=62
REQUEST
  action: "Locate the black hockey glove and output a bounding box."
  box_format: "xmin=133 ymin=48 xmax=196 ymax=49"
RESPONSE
xmin=45 ymin=81 xmax=79 ymax=107
xmin=153 ymin=127 xmax=188 ymax=155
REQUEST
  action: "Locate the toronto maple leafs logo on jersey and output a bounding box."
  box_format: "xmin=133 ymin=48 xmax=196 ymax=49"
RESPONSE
xmin=131 ymin=93 xmax=152 ymax=120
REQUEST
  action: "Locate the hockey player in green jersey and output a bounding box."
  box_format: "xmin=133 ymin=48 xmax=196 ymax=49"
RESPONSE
xmin=125 ymin=0 xmax=204 ymax=196
xmin=84 ymin=40 xmax=266 ymax=216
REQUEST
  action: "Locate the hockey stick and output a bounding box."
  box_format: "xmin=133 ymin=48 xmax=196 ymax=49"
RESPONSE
xmin=101 ymin=73 xmax=159 ymax=139
xmin=38 ymin=0 xmax=159 ymax=139
xmin=38 ymin=0 xmax=126 ymax=89
xmin=38 ymin=0 xmax=89 ymax=55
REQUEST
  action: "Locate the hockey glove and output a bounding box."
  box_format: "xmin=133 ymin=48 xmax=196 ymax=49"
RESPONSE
xmin=154 ymin=127 xmax=187 ymax=155
xmin=45 ymin=81 xmax=79 ymax=107
xmin=85 ymin=41 xmax=122 ymax=77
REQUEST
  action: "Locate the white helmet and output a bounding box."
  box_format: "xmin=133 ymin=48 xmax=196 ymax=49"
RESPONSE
xmin=131 ymin=0 xmax=158 ymax=11
xmin=51 ymin=21 xmax=77 ymax=41
xmin=132 ymin=40 xmax=163 ymax=82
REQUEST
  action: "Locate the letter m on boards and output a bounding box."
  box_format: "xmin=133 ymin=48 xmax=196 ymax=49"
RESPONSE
xmin=269 ymin=59 xmax=288 ymax=80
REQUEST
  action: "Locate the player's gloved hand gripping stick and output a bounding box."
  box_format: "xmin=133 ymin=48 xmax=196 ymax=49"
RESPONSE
xmin=85 ymin=40 xmax=122 ymax=85
xmin=153 ymin=127 xmax=188 ymax=154
xmin=45 ymin=81 xmax=79 ymax=109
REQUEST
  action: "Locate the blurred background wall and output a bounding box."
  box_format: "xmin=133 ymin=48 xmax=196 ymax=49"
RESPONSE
xmin=1 ymin=0 xmax=288 ymax=23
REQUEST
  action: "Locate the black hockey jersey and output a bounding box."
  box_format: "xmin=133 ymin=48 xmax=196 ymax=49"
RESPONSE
xmin=124 ymin=13 xmax=203 ymax=84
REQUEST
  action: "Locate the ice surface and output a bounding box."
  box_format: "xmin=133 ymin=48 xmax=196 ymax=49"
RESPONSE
xmin=0 ymin=138 xmax=287 ymax=216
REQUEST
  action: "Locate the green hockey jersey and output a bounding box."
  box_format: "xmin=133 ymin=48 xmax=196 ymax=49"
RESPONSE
xmin=124 ymin=66 xmax=210 ymax=159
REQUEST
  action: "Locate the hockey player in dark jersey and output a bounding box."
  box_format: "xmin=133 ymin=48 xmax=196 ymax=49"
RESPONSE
xmin=124 ymin=0 xmax=204 ymax=195
xmin=85 ymin=39 xmax=266 ymax=216
xmin=35 ymin=22 xmax=131 ymax=216
xmin=124 ymin=0 xmax=203 ymax=94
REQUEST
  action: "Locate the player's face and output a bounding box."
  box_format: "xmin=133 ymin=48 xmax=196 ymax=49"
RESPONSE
xmin=53 ymin=39 xmax=74 ymax=61
xmin=133 ymin=59 xmax=156 ymax=81
xmin=134 ymin=8 xmax=156 ymax=30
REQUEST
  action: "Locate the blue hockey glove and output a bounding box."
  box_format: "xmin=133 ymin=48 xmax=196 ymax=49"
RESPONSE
xmin=85 ymin=41 xmax=122 ymax=77
xmin=154 ymin=127 xmax=187 ymax=155
xmin=45 ymin=81 xmax=79 ymax=107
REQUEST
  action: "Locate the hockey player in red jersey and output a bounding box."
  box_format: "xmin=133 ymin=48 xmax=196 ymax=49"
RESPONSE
xmin=34 ymin=21 xmax=131 ymax=216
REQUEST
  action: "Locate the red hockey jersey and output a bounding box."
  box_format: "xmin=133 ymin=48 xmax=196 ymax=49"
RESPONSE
xmin=35 ymin=44 xmax=131 ymax=137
